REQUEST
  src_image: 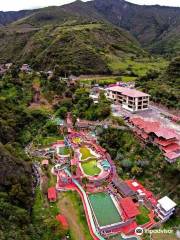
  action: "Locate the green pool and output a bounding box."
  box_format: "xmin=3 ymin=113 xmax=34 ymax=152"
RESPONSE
xmin=88 ymin=192 xmax=122 ymax=227
xmin=81 ymin=159 xmax=101 ymax=176
xmin=58 ymin=147 xmax=70 ymax=155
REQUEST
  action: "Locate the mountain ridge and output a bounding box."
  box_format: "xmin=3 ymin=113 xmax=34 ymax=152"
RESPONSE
xmin=1 ymin=0 xmax=180 ymax=55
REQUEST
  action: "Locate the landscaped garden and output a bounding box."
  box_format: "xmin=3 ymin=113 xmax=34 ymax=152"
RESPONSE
xmin=81 ymin=159 xmax=101 ymax=176
xmin=80 ymin=146 xmax=96 ymax=160
xmin=73 ymin=137 xmax=81 ymax=144
xmin=136 ymin=206 xmax=150 ymax=225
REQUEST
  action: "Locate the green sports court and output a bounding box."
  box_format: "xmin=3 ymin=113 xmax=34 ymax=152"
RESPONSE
xmin=88 ymin=192 xmax=122 ymax=227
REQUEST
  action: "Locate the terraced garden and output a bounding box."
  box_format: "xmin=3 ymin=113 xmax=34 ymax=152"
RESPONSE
xmin=136 ymin=206 xmax=150 ymax=225
xmin=79 ymin=146 xmax=101 ymax=176
xmin=81 ymin=159 xmax=101 ymax=176
xmin=80 ymin=146 xmax=96 ymax=160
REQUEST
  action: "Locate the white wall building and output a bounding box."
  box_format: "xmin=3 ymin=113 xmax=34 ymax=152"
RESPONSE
xmin=155 ymin=196 xmax=177 ymax=221
xmin=106 ymin=86 xmax=150 ymax=112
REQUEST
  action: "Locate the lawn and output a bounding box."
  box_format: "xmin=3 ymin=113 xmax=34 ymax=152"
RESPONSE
xmin=58 ymin=191 xmax=92 ymax=240
xmin=34 ymin=135 xmax=63 ymax=146
xmin=79 ymin=146 xmax=95 ymax=160
xmin=58 ymin=147 xmax=70 ymax=155
xmin=136 ymin=206 xmax=150 ymax=225
xmin=81 ymin=159 xmax=101 ymax=176
xmin=107 ymin=55 xmax=168 ymax=76
xmin=32 ymin=188 xmax=59 ymax=225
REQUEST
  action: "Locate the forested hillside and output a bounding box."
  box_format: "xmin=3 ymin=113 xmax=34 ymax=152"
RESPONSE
xmin=136 ymin=56 xmax=180 ymax=109
xmin=0 ymin=22 xmax=143 ymax=74
xmin=0 ymin=67 xmax=65 ymax=239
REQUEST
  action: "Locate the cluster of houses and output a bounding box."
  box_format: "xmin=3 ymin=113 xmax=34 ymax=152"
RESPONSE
xmin=0 ymin=63 xmax=32 ymax=75
xmin=20 ymin=64 xmax=32 ymax=72
xmin=129 ymin=116 xmax=180 ymax=163
xmin=112 ymin=177 xmax=177 ymax=223
xmin=0 ymin=63 xmax=13 ymax=75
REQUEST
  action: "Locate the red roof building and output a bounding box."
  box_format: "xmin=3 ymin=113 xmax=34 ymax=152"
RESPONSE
xmin=154 ymin=138 xmax=175 ymax=147
xmin=56 ymin=214 xmax=68 ymax=229
xmin=125 ymin=180 xmax=157 ymax=207
xmin=48 ymin=187 xmax=57 ymax=202
xmin=120 ymin=197 xmax=140 ymax=219
xmin=164 ymin=152 xmax=180 ymax=162
xmin=130 ymin=116 xmax=179 ymax=162
xmin=162 ymin=143 xmax=180 ymax=153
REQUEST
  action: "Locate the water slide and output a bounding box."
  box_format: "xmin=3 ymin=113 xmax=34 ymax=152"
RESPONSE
xmin=65 ymin=169 xmax=105 ymax=240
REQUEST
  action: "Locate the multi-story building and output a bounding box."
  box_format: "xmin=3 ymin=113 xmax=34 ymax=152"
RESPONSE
xmin=106 ymin=86 xmax=150 ymax=112
xmin=155 ymin=196 xmax=177 ymax=221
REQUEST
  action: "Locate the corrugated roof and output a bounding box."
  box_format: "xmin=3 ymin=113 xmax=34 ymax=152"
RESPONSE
xmin=112 ymin=179 xmax=135 ymax=197
xmin=56 ymin=214 xmax=68 ymax=228
xmin=130 ymin=117 xmax=178 ymax=140
xmin=164 ymin=151 xmax=180 ymax=160
xmin=48 ymin=187 xmax=57 ymax=200
xmin=162 ymin=143 xmax=180 ymax=153
xmin=154 ymin=138 xmax=175 ymax=147
xmin=120 ymin=197 xmax=140 ymax=218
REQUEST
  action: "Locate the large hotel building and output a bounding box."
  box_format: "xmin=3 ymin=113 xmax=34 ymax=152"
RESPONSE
xmin=106 ymin=86 xmax=150 ymax=112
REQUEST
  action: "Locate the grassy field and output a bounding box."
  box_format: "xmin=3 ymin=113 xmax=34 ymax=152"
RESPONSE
xmin=58 ymin=191 xmax=92 ymax=240
xmin=136 ymin=206 xmax=150 ymax=225
xmin=79 ymin=76 xmax=119 ymax=85
xmin=34 ymin=135 xmax=63 ymax=146
xmin=108 ymin=56 xmax=168 ymax=76
xmin=81 ymin=159 xmax=101 ymax=176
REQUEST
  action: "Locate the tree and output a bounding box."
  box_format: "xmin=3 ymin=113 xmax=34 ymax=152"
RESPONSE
xmin=56 ymin=107 xmax=68 ymax=119
xmin=82 ymin=177 xmax=89 ymax=187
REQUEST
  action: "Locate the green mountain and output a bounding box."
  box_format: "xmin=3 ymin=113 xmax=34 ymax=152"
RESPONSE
xmin=90 ymin=0 xmax=180 ymax=55
xmin=1 ymin=0 xmax=180 ymax=55
xmin=0 ymin=9 xmax=34 ymax=26
xmin=136 ymin=56 xmax=180 ymax=109
xmin=0 ymin=19 xmax=144 ymax=74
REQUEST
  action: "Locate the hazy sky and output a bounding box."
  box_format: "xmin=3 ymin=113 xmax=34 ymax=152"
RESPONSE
xmin=0 ymin=0 xmax=180 ymax=11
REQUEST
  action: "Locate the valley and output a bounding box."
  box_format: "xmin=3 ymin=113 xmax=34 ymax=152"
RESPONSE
xmin=0 ymin=1 xmax=179 ymax=240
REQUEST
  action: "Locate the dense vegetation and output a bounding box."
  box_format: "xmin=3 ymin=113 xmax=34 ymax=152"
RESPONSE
xmin=0 ymin=22 xmax=143 ymax=74
xmin=136 ymin=57 xmax=180 ymax=109
xmin=0 ymin=65 xmax=114 ymax=239
xmin=0 ymin=68 xmax=70 ymax=239
xmin=97 ymin=127 xmax=180 ymax=208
